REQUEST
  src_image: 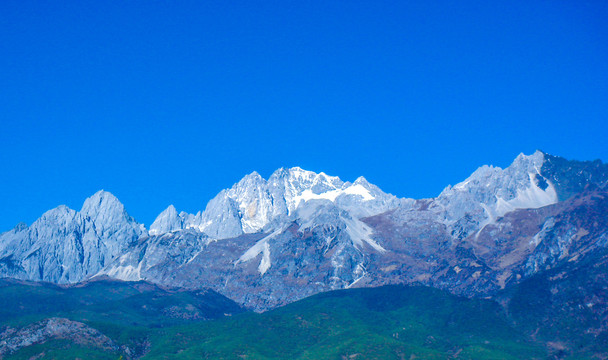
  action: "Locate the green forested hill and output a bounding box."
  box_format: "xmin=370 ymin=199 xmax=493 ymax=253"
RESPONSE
xmin=1 ymin=280 xmax=562 ymax=360
xmin=142 ymin=285 xmax=547 ymax=360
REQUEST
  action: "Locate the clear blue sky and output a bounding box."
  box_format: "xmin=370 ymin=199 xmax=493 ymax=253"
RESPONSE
xmin=1 ymin=1 xmax=607 ymax=231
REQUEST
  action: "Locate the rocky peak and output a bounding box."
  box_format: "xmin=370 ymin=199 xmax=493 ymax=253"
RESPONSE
xmin=432 ymin=151 xmax=558 ymax=241
xmin=288 ymin=167 xmax=343 ymax=189
xmin=81 ymin=190 xmax=145 ymax=236
xmin=34 ymin=205 xmax=78 ymax=229
xmin=12 ymin=222 xmax=28 ymax=232
xmin=269 ymin=167 xmax=343 ymax=202
xmin=540 ymin=151 xmax=608 ymax=201
xmin=353 ymin=176 xmax=370 ymax=186
xmin=149 ymin=205 xmax=182 ymax=235
xmin=438 ymin=151 xmax=556 ymax=210
xmin=80 ymin=190 xmax=127 ymax=223
xmin=240 ymin=170 xmax=263 ymax=182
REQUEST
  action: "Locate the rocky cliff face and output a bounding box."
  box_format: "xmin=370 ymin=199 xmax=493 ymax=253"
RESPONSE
xmin=0 ymin=191 xmax=145 ymax=283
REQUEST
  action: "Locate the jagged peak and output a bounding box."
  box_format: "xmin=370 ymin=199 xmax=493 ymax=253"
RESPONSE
xmin=448 ymin=152 xmax=547 ymax=191
xmin=12 ymin=222 xmax=28 ymax=232
xmin=288 ymin=166 xmax=316 ymax=179
xmin=158 ymin=204 xmax=178 ymax=217
xmin=88 ymin=189 xmax=116 ymax=199
xmin=437 ymin=151 xmax=559 ymax=223
xmin=225 ymin=166 xmax=384 ymax=201
xmin=81 ymin=190 xmax=123 ymax=213
xmin=34 ymin=205 xmax=78 ymax=227
xmin=149 ymin=205 xmax=183 ymax=235
xmin=285 ymin=168 xmax=343 ymax=189
xmin=448 ymin=165 xmax=498 ymax=191
xmin=235 ymin=171 xmax=265 ymax=187
xmin=179 ymin=210 xmax=193 ymax=218
xmin=315 ymin=171 xmax=342 ymax=185
xmin=354 ymin=176 xmax=370 ymax=186
xmin=42 ymin=204 xmax=76 ymax=217
xmin=267 ymin=166 xmax=337 ymax=180
xmin=79 ymin=190 xmax=134 ymax=227
xmin=268 ymin=167 xmax=289 ymax=179
xmin=511 ymin=150 xmax=544 ymax=169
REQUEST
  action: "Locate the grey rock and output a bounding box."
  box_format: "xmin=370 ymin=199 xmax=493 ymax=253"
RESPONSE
xmin=0 ymin=317 xmax=119 ymax=356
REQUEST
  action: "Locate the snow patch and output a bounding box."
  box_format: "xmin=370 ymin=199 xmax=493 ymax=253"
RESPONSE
xmin=453 ymin=179 xmax=471 ymax=190
xmin=530 ymin=217 xmax=555 ymax=247
xmin=343 ymin=184 xmax=375 ymax=200
xmin=238 ymin=230 xmax=281 ymax=275
xmin=494 ymin=173 xmax=558 ymax=218
xmin=293 ymin=184 xmax=375 ymax=208
xmin=473 ymin=173 xmax=557 ymax=240
xmin=103 ymin=263 xmax=142 ymax=281
xmin=346 ymin=263 xmax=367 ymax=289
xmin=258 ymin=242 xmax=271 ymax=275
xmin=344 ymin=217 xmax=386 ymax=253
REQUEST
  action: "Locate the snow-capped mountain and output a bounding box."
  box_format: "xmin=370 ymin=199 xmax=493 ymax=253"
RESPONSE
xmin=102 ymin=167 xmax=402 ymax=306
xmin=1 ymin=151 xmax=607 ymax=312
xmin=149 ymin=166 xmax=400 ymax=239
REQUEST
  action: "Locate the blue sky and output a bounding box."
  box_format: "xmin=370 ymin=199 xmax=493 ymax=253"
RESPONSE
xmin=1 ymin=1 xmax=607 ymax=230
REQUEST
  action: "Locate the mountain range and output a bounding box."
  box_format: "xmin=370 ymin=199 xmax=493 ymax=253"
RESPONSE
xmin=2 ymin=150 xmax=608 ymax=357
xmin=1 ymin=151 xmax=605 ymax=307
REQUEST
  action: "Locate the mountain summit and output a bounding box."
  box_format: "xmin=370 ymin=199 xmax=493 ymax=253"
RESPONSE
xmin=149 ymin=166 xmax=399 ymax=239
